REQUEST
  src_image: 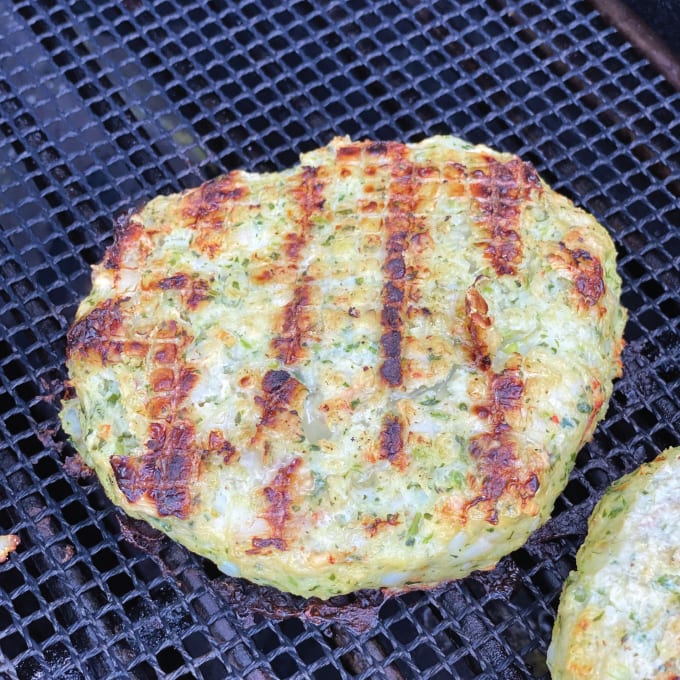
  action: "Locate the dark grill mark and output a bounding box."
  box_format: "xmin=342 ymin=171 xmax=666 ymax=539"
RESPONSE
xmin=468 ymin=366 xmax=533 ymax=523
xmin=470 ymin=157 xmax=540 ymax=276
xmin=379 ymin=416 xmax=407 ymax=470
xmin=379 ymin=145 xmax=424 ymax=388
xmin=270 ymin=166 xmax=325 ymax=365
xmin=248 ymin=457 xmax=302 ymax=554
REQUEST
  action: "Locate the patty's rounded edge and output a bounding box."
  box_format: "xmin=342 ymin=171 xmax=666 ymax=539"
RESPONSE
xmin=548 ymin=447 xmax=680 ymax=679
xmin=61 ymin=136 xmax=627 ymax=598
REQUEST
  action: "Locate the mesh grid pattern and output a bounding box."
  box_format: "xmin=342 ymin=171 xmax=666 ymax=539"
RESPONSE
xmin=1 ymin=0 xmax=679 ymax=677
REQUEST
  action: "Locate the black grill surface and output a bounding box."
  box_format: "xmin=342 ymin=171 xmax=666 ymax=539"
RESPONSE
xmin=1 ymin=1 xmax=679 ymax=678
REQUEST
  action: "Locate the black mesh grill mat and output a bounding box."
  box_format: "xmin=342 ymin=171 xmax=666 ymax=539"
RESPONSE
xmin=1 ymin=0 xmax=679 ymax=677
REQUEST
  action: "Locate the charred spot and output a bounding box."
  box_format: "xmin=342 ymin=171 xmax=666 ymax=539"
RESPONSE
xmin=573 ymin=250 xmax=605 ymax=306
xmin=386 ymin=231 xmax=408 ymax=253
xmin=417 ymin=165 xmax=437 ymax=178
xmin=385 ymin=257 xmax=405 ymax=280
xmin=257 ymin=370 xmax=305 ymax=427
xmin=208 ymin=430 xmax=237 ymax=464
xmin=381 ymin=330 xmax=402 ymax=357
xmin=67 ymin=298 xmax=127 ymax=363
xmin=271 ymin=281 xmax=312 ymax=365
xmin=263 ymin=369 xmax=293 ymax=393
xmin=381 ymin=305 xmax=402 ymax=329
xmin=380 ymin=357 xmax=402 ymax=386
xmin=366 ymin=142 xmax=388 ymax=156
xmin=378 ymin=416 xmax=407 ymax=470
xmin=111 ymin=422 xmax=197 ymax=518
xmin=126 ymin=341 xmax=148 ymax=358
xmin=384 ymin=281 xmax=404 ymax=303
xmin=524 ymin=474 xmax=539 ymax=495
xmin=380 ymin=417 xmax=403 ymax=461
xmin=110 ymin=455 xmax=144 ymax=503
xmin=147 ymin=422 xmax=167 ymax=451
xmin=158 ymin=274 xmax=188 ymax=289
xmin=491 ymin=371 xmax=523 ymax=412
xmin=156 ymin=320 xmax=179 ymax=339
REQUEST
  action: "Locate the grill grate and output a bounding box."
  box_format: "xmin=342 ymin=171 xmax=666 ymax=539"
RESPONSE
xmin=1 ymin=0 xmax=679 ymax=678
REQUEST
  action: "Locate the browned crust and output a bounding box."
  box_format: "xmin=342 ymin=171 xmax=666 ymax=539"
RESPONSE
xmin=182 ymin=173 xmax=248 ymax=229
xmin=248 ymin=457 xmax=302 ymax=554
xmin=470 ymin=156 xmax=540 ymax=276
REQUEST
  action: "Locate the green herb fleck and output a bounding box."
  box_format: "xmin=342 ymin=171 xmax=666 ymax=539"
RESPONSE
xmin=405 ymin=512 xmax=422 ymax=546
xmin=421 ymin=396 xmax=440 ymax=406
xmin=577 ymin=400 xmax=591 ymax=414
xmin=350 ymin=398 xmax=360 ymax=409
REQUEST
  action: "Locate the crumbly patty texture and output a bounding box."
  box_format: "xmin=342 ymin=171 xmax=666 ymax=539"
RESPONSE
xmin=61 ymin=136 xmax=626 ymax=598
xmin=548 ymin=447 xmax=680 ymax=679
